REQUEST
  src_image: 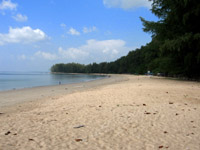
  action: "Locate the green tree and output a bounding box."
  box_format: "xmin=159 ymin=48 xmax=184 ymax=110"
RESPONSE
xmin=141 ymin=0 xmax=200 ymax=78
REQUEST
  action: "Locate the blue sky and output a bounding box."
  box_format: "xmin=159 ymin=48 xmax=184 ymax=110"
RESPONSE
xmin=0 ymin=0 xmax=157 ymax=71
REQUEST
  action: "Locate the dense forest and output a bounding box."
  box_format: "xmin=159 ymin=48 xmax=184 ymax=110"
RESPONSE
xmin=51 ymin=0 xmax=200 ymax=79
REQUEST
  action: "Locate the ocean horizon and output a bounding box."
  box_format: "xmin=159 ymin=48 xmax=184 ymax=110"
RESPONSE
xmin=0 ymin=71 xmax=105 ymax=91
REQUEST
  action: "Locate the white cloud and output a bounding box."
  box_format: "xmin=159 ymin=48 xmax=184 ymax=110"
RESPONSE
xmin=85 ymin=39 xmax=124 ymax=54
xmin=35 ymin=51 xmax=57 ymax=60
xmin=83 ymin=26 xmax=97 ymax=33
xmin=103 ymin=0 xmax=151 ymax=10
xmin=0 ymin=26 xmax=47 ymax=45
xmin=68 ymin=28 xmax=80 ymax=36
xmin=58 ymin=47 xmax=89 ymax=59
xmin=57 ymin=39 xmax=129 ymax=63
xmin=22 ymin=39 xmax=131 ymax=64
xmin=0 ymin=0 xmax=17 ymax=10
xmin=12 ymin=13 xmax=28 ymax=22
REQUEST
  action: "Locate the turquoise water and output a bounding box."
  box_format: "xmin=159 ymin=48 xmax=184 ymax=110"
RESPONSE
xmin=0 ymin=72 xmax=105 ymax=91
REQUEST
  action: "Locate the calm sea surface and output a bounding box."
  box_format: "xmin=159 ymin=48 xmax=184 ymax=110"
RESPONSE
xmin=0 ymin=72 xmax=105 ymax=91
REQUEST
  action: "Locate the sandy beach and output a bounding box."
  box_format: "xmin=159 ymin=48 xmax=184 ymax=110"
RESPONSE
xmin=0 ymin=75 xmax=200 ymax=150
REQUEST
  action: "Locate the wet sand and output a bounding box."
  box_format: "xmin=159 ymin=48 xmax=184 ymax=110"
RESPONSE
xmin=0 ymin=75 xmax=200 ymax=150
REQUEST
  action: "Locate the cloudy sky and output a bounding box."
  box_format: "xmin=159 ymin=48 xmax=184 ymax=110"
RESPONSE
xmin=0 ymin=0 xmax=157 ymax=71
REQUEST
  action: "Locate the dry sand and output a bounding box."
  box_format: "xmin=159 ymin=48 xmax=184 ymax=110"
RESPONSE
xmin=0 ymin=75 xmax=200 ymax=150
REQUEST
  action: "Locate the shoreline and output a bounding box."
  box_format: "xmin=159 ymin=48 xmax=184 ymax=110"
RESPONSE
xmin=0 ymin=74 xmax=128 ymax=111
xmin=0 ymin=74 xmax=200 ymax=150
xmin=0 ymin=72 xmax=108 ymax=92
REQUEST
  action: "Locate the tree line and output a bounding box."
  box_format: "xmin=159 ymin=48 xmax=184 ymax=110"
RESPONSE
xmin=51 ymin=0 xmax=200 ymax=79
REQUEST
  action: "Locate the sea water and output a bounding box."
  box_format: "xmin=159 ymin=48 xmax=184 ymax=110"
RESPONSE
xmin=0 ymin=72 xmax=105 ymax=91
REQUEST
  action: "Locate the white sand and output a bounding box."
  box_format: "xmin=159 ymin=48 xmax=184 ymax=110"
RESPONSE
xmin=0 ymin=75 xmax=200 ymax=150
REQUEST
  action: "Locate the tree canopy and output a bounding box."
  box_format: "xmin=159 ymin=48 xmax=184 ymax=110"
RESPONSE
xmin=141 ymin=0 xmax=200 ymax=77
